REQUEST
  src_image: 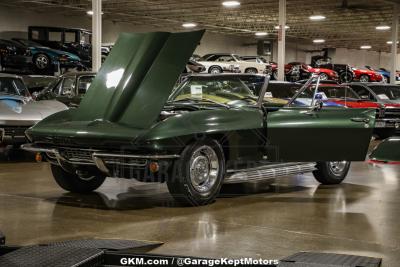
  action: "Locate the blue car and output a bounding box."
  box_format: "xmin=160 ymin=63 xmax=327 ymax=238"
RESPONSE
xmin=10 ymin=38 xmax=82 ymax=72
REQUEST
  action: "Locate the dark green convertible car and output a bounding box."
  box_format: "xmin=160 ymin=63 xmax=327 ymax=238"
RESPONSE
xmin=22 ymin=31 xmax=377 ymax=206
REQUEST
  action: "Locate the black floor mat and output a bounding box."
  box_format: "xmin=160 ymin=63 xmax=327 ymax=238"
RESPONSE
xmin=45 ymin=239 xmax=162 ymax=252
xmin=0 ymin=246 xmax=104 ymax=267
xmin=278 ymin=252 xmax=381 ymax=267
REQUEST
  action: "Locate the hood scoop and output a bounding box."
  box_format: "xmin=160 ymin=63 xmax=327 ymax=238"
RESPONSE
xmin=76 ymin=30 xmax=204 ymax=129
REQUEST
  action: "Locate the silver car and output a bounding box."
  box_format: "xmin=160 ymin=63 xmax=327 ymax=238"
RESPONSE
xmin=0 ymin=73 xmax=67 ymax=147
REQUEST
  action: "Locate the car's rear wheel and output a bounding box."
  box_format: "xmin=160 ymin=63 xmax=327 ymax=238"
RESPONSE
xmin=167 ymin=139 xmax=225 ymax=206
xmin=313 ymin=161 xmax=350 ymax=185
xmin=339 ymin=72 xmax=353 ymax=83
xmin=51 ymin=165 xmax=106 ymax=193
xmin=319 ymin=72 xmax=329 ymax=80
xmin=208 ymin=66 xmax=222 ymax=74
xmin=359 ymin=75 xmax=370 ymax=82
xmin=245 ymin=68 xmax=258 ymax=74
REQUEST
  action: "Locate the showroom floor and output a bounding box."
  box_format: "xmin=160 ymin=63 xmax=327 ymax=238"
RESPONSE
xmin=0 ymin=152 xmax=399 ymax=266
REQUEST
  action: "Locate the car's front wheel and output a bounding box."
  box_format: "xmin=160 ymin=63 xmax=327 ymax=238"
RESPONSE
xmin=313 ymin=161 xmax=350 ymax=185
xmin=33 ymin=53 xmax=51 ymax=70
xmin=167 ymin=139 xmax=225 ymax=206
xmin=359 ymin=75 xmax=370 ymax=82
xmin=319 ymin=72 xmax=329 ymax=80
xmin=51 ymin=165 xmax=106 ymax=193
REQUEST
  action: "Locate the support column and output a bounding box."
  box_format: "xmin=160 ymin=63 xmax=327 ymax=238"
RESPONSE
xmin=390 ymin=4 xmax=399 ymax=85
xmin=277 ymin=0 xmax=286 ymax=81
xmin=92 ymin=0 xmax=102 ymax=71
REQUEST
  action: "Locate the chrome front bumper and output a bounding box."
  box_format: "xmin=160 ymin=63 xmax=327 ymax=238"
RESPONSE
xmin=21 ymin=143 xmax=180 ymax=175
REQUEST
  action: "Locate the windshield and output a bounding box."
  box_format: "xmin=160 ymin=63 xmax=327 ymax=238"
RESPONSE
xmin=369 ymin=85 xmax=400 ymax=100
xmin=316 ymin=85 xmax=360 ymax=99
xmin=169 ymin=76 xmax=257 ymax=106
xmin=0 ymin=77 xmax=30 ymax=97
xmin=17 ymin=39 xmax=41 ymax=47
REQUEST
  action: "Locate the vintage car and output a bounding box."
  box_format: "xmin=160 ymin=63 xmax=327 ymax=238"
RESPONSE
xmin=348 ymin=83 xmax=400 ymax=138
xmin=352 ymin=67 xmax=383 ymax=83
xmin=197 ymin=53 xmax=267 ymax=74
xmin=37 ymin=71 xmax=96 ymax=107
xmin=0 ymin=73 xmax=67 ymax=147
xmin=11 ymin=38 xmax=82 ymax=72
xmin=22 ymin=31 xmax=376 ymax=206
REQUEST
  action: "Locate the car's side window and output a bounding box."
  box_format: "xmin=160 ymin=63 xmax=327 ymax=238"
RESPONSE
xmin=60 ymin=77 xmax=75 ymax=96
xmin=351 ymin=85 xmax=375 ymax=101
xmin=49 ymin=31 xmax=62 ymax=42
xmin=77 ymin=76 xmax=94 ymax=95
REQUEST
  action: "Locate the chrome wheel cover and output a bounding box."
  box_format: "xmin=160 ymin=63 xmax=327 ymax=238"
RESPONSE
xmin=210 ymin=68 xmax=221 ymax=74
xmin=189 ymin=145 xmax=219 ymax=193
xmin=359 ymin=75 xmax=369 ymax=82
xmin=319 ymin=73 xmax=328 ymax=80
xmin=35 ymin=55 xmax=49 ymax=69
xmin=328 ymin=161 xmax=348 ymax=175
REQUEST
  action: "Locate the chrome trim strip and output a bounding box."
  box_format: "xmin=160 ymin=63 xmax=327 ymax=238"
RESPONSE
xmin=376 ymin=118 xmax=400 ymax=122
xmin=92 ymin=152 xmax=180 ymax=159
xmin=224 ymin=162 xmax=317 ymax=184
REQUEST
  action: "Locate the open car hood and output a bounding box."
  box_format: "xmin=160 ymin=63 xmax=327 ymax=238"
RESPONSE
xmin=369 ymin=137 xmax=400 ymax=164
xmin=77 ymin=30 xmax=204 ymax=128
xmin=28 ymin=30 xmax=204 ymax=142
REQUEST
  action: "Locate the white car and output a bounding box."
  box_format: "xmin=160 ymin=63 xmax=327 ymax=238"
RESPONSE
xmin=197 ymin=53 xmax=267 ymax=74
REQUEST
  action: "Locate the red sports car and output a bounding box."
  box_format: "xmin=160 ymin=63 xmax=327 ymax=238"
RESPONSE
xmin=271 ymin=62 xmax=338 ymax=81
xmin=316 ymin=84 xmax=379 ymax=109
xmin=352 ymin=67 xmax=383 ymax=82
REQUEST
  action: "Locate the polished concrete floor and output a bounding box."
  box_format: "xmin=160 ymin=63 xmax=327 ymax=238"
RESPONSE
xmin=0 ymin=152 xmax=399 ymax=266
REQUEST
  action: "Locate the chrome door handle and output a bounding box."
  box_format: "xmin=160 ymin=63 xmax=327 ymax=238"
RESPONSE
xmin=351 ymin=117 xmax=370 ymax=123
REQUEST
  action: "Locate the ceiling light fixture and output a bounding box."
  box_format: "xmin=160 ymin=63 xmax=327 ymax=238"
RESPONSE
xmin=274 ymin=25 xmax=290 ymax=29
xmin=376 ymin=25 xmax=391 ymax=30
xmin=182 ymin=23 xmax=197 ymax=28
xmin=255 ymin=32 xmax=268 ymax=36
xmin=360 ymin=45 xmax=372 ymax=49
xmin=309 ymin=15 xmax=326 ymax=21
xmin=387 ymin=41 xmax=399 ymax=44
xmin=87 ymin=10 xmax=104 ymax=15
xmin=222 ymin=1 xmax=241 ymax=7
xmin=313 ymin=39 xmax=325 ymax=43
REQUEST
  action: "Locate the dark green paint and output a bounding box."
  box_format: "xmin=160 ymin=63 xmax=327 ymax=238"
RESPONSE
xmin=370 ymin=137 xmax=400 ymax=162
xmin=78 ymin=31 xmax=204 ymax=128
xmin=266 ymin=107 xmax=376 ymax=161
xmin=26 ymin=31 xmax=376 ymax=164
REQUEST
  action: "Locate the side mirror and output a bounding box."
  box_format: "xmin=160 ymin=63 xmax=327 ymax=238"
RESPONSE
xmin=360 ymin=95 xmax=369 ymax=100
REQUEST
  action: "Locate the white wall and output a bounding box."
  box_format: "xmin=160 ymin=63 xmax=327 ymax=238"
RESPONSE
xmin=0 ymin=5 xmax=398 ymax=69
